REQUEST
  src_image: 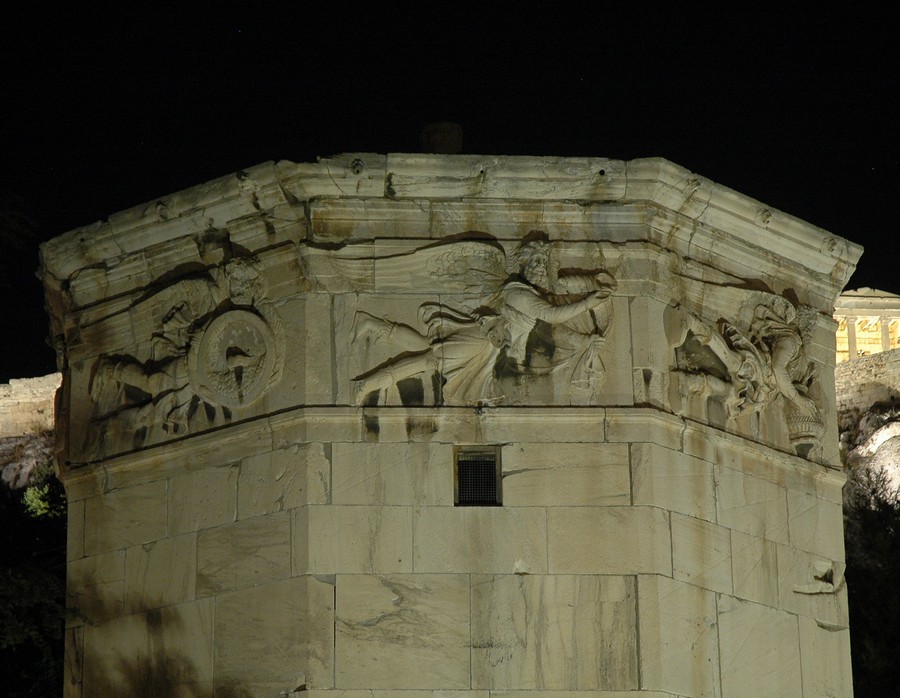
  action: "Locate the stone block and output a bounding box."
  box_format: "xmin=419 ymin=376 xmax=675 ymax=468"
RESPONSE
xmin=124 ymin=534 xmax=197 ymax=614
xmin=798 ymin=615 xmax=853 ymax=698
xmin=776 ymin=543 xmax=849 ymax=628
xmin=606 ymin=408 xmax=683 ymax=450
xmin=67 ymin=550 xmax=125 ymax=626
xmin=413 ymin=506 xmax=547 ymax=574
xmin=502 ymin=442 xmax=630 ymax=506
xmin=731 ymin=529 xmax=778 ymax=606
xmin=787 ymin=488 xmax=845 ymax=560
xmin=715 ymin=465 xmax=790 ymax=544
xmin=631 ymin=442 xmax=716 ymax=521
xmin=471 ymin=574 xmax=637 ymax=690
xmin=84 ymin=481 xmax=167 ymax=555
xmin=304 ymin=691 xmax=490 ymax=698
xmin=629 ymin=296 xmax=671 ymax=408
xmin=671 ymin=513 xmax=733 ymax=594
xmin=335 ymin=574 xmax=469 ymax=689
xmin=638 ymin=575 xmax=720 ymax=697
xmin=475 ymin=408 xmax=606 ymax=444
xmin=67 ymin=498 xmax=85 ymax=562
xmin=238 ymin=442 xmax=330 ymax=519
xmin=718 ymin=595 xmax=802 ymax=697
xmin=484 ymin=693 xmax=674 ymax=698
xmin=331 ymin=442 xmax=453 ymax=506
xmin=168 ymin=465 xmax=238 ymax=535
xmin=298 ymin=505 xmax=413 ymax=574
xmin=82 ymin=597 xmax=214 ymax=697
xmin=197 ymin=511 xmax=291 ymax=595
xmin=548 ymin=506 xmax=671 ymax=575
xmin=215 ymin=575 xmax=333 ymax=693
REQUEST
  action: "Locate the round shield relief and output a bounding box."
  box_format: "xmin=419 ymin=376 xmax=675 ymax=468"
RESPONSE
xmin=188 ymin=309 xmax=280 ymax=408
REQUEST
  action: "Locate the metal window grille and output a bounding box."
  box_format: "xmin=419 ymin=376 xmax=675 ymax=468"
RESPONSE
xmin=455 ymin=447 xmax=501 ymax=506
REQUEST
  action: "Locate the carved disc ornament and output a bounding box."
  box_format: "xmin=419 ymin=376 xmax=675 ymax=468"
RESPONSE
xmin=188 ymin=309 xmax=280 ymax=408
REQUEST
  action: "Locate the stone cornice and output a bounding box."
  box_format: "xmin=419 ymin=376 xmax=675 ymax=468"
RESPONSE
xmin=41 ymin=154 xmax=861 ymax=308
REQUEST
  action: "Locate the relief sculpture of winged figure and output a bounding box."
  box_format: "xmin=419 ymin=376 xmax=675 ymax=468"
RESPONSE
xmin=328 ymin=231 xmax=617 ymax=406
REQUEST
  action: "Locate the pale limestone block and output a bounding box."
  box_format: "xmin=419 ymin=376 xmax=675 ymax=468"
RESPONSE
xmin=384 ymin=154 xmax=626 ymax=201
xmin=731 ymin=529 xmax=778 ymax=607
xmin=786 ymin=488 xmax=846 ymax=561
xmin=475 ymin=408 xmax=606 ymax=443
xmin=298 ymin=505 xmax=413 ymax=574
xmin=304 ymin=692 xmax=490 ymax=698
xmin=638 ymin=575 xmax=720 ymax=697
xmin=684 ymin=420 xmax=843 ymax=502
xmin=487 ymin=693 xmax=676 ymax=698
xmin=335 ymin=574 xmax=469 ymax=689
xmin=798 ymin=615 xmax=853 ymax=698
xmin=310 ymin=198 xmax=432 ymax=242
xmin=331 ymin=442 xmax=453 ymax=506
xmin=124 ymin=533 xmax=196 ymax=614
xmin=67 ymin=550 xmax=125 ymax=626
xmin=84 ymin=480 xmax=167 ymax=555
xmin=196 ymin=511 xmax=291 ymax=595
xmin=502 ymin=442 xmax=630 ymax=506
xmin=426 ymin=199 xmax=642 ymax=241
xmin=717 ymin=595 xmax=802 ymax=697
xmin=412 ymin=507 xmax=547 ymax=574
xmin=215 ymin=575 xmax=333 ymax=693
xmin=67 ymin=498 xmax=85 ymax=562
xmin=606 ymin=408 xmax=684 ymax=450
xmin=629 ymin=296 xmax=671 ymax=408
xmin=775 ymin=543 xmax=849 ymax=628
xmin=168 ymin=465 xmax=237 ymax=536
xmin=238 ymin=442 xmax=330 ymax=519
xmin=548 ymin=507 xmax=671 ymax=575
xmin=671 ymin=513 xmax=733 ymax=595
xmin=631 ymin=442 xmax=716 ymax=521
xmin=99 ymin=418 xmax=272 ymax=495
xmin=715 ymin=465 xmax=790 ymax=544
xmin=471 ymin=574 xmax=637 ymax=690
xmin=276 ymin=294 xmax=334 ymax=407
xmin=82 ymin=597 xmax=214 ymax=697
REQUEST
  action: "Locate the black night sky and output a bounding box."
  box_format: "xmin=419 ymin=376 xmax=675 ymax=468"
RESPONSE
xmin=1 ymin=6 xmax=897 ymax=382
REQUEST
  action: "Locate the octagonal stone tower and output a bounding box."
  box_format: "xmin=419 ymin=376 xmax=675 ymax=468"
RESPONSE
xmin=42 ymin=155 xmax=861 ymax=697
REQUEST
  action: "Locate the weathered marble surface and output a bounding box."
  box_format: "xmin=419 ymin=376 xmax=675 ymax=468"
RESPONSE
xmin=335 ymin=574 xmax=470 ymax=689
xmin=46 ymin=155 xmax=858 ymax=696
xmin=471 ymin=575 xmax=638 ymax=691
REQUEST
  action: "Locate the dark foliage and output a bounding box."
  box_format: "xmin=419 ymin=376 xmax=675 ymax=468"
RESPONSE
xmin=844 ymin=464 xmax=900 ymax=696
xmin=0 ymin=476 xmax=66 ymax=696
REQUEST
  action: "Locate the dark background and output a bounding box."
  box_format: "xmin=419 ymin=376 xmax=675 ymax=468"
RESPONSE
xmin=2 ymin=6 xmax=897 ymax=382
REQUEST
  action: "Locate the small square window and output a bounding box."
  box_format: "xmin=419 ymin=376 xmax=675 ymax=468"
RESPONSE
xmin=455 ymin=446 xmax=501 ymax=506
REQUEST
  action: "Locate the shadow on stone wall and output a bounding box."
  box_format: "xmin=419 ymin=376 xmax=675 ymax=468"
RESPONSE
xmin=69 ymin=591 xmax=255 ymax=697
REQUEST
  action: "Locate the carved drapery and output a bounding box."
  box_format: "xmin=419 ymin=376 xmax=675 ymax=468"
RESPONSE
xmin=668 ymin=295 xmax=824 ymax=457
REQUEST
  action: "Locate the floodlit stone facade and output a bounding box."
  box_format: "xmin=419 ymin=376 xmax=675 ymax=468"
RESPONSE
xmin=41 ymin=154 xmax=861 ymax=697
xmin=835 ymin=287 xmax=900 ymax=363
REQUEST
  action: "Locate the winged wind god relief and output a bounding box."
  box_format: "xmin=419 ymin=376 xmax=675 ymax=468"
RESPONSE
xmin=83 ymin=257 xmax=283 ymax=459
xmin=344 ymin=232 xmax=617 ymax=407
xmin=666 ymin=294 xmax=824 ymax=457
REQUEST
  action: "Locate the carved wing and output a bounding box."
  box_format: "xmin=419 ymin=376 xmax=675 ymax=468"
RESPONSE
xmin=302 ymin=239 xmax=508 ymax=294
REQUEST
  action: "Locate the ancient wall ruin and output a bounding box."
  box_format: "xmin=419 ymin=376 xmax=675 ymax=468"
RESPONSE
xmin=42 ymin=154 xmax=860 ymax=697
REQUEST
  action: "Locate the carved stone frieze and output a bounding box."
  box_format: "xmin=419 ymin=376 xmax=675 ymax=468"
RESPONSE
xmin=345 ymin=232 xmax=616 ymax=406
xmin=668 ymin=295 xmax=824 ymax=457
xmin=82 ymin=257 xmax=283 ymax=460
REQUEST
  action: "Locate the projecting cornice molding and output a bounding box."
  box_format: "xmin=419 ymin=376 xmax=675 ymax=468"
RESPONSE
xmin=42 ymin=154 xmax=860 ymax=314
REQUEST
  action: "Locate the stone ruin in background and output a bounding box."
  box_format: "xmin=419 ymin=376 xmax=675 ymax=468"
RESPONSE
xmin=41 ymin=154 xmax=861 ymax=697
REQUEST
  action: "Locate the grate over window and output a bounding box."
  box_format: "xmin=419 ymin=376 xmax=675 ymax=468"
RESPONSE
xmin=455 ymin=446 xmax=501 ymax=506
